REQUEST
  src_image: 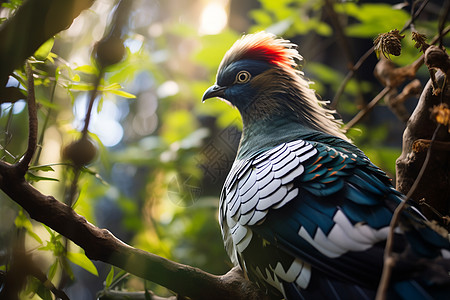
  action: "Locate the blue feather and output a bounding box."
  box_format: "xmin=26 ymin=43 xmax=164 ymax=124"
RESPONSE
xmin=340 ymin=200 xmax=393 ymax=228
xmin=348 ymin=173 xmax=385 ymax=196
xmin=345 ymin=182 xmax=381 ymax=206
xmin=393 ymin=281 xmax=434 ymax=300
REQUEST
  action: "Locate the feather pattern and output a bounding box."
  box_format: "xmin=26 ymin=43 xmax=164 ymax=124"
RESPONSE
xmin=204 ymin=32 xmax=450 ymax=299
xmin=220 ymin=139 xmax=450 ymax=299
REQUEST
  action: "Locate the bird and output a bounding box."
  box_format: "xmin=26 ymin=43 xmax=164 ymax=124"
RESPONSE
xmin=202 ymin=32 xmax=450 ymax=299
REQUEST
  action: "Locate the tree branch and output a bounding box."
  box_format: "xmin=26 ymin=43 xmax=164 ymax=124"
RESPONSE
xmin=97 ymin=290 xmax=177 ymax=300
xmin=0 ymin=2 xmax=267 ymax=298
xmin=15 ymin=62 xmax=37 ymax=176
xmin=0 ymin=163 xmax=267 ymax=300
xmin=0 ymin=0 xmax=95 ymax=88
xmin=396 ymin=71 xmax=450 ymax=220
xmin=343 ymin=86 xmax=391 ymax=131
xmin=344 ymin=25 xmax=450 ymax=130
xmin=331 ymin=0 xmax=430 ymax=109
xmin=385 ymin=79 xmax=422 ymax=123
xmin=377 ymin=123 xmax=442 ymax=300
xmin=378 ymin=44 xmax=450 ymax=299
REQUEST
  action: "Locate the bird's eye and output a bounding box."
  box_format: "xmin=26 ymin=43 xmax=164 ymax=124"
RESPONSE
xmin=235 ymin=71 xmax=251 ymax=84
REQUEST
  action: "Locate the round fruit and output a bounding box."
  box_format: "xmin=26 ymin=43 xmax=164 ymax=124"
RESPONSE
xmin=62 ymin=138 xmax=98 ymax=166
xmin=94 ymin=35 xmax=125 ymax=68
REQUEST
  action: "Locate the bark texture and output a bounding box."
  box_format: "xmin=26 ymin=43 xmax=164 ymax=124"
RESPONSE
xmin=396 ymin=73 xmax=450 ymax=220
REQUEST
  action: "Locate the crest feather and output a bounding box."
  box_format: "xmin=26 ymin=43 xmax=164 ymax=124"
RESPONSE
xmin=219 ymin=32 xmax=301 ymax=71
xmin=217 ymin=32 xmax=351 ymax=143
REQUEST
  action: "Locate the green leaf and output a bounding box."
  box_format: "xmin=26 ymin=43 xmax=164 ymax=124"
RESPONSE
xmin=34 ymin=38 xmax=55 ymax=61
xmin=106 ymin=89 xmax=136 ymax=98
xmin=105 ymin=266 xmax=114 ymax=288
xmin=26 ymin=172 xmax=59 ymax=182
xmin=14 ymin=210 xmax=43 ymax=244
xmin=47 ymin=260 xmax=58 ymax=281
xmin=101 ymin=83 xmax=137 ymax=97
xmin=38 ymin=244 xmax=54 ymax=252
xmin=75 ymin=65 xmax=99 ymax=75
xmin=37 ymin=284 xmax=52 ymax=300
xmin=334 ymin=3 xmax=409 ymax=38
xmin=28 ymin=165 xmax=55 ymax=172
xmin=70 ymin=82 xmax=136 ymax=98
xmin=37 ymin=98 xmax=59 ymax=110
xmin=72 ymin=74 xmax=81 ymax=82
xmin=27 ymin=230 xmax=44 ymax=245
xmin=14 ymin=209 xmax=31 ymax=229
xmin=66 ymin=252 xmax=98 ymax=276
xmin=47 ymin=52 xmax=57 ymax=64
xmin=102 ymin=83 xmax=122 ymax=91
xmin=43 ymin=224 xmax=56 ymax=238
xmin=81 ymin=167 xmax=109 ymax=185
xmin=97 ymin=96 xmax=104 ymax=113
xmin=26 ymin=277 xmax=52 ymax=300
xmin=70 ymin=83 xmax=94 ymax=91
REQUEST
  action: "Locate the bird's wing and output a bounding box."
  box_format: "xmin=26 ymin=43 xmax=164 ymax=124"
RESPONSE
xmin=220 ymin=139 xmax=450 ymax=297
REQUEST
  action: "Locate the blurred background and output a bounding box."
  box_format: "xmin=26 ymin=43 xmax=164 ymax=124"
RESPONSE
xmin=0 ymin=0 xmax=447 ymax=298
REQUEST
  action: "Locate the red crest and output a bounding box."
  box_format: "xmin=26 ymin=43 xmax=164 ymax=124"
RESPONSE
xmin=219 ymin=32 xmax=301 ymax=71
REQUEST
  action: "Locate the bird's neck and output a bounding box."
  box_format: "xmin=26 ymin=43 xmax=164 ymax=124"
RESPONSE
xmin=236 ymin=110 xmax=364 ymax=163
xmin=237 ymin=113 xmax=315 ymax=159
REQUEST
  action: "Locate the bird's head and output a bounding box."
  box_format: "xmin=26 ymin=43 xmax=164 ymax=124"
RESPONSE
xmin=202 ymin=32 xmax=350 ymax=141
xmin=202 ymin=32 xmax=301 ymax=118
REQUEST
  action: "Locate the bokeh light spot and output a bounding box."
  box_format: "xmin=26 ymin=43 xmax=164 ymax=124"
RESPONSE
xmin=199 ymin=2 xmax=228 ymax=35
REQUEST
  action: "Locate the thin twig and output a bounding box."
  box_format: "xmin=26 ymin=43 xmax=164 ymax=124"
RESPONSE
xmin=343 ymin=24 xmax=450 ymax=130
xmin=375 ymin=124 xmax=442 ymax=300
xmin=81 ymin=72 xmax=103 ymax=139
xmin=400 ymin=0 xmax=429 ymax=33
xmin=0 ymin=144 xmax=16 ymax=161
xmin=15 ymin=62 xmax=37 ymax=176
xmin=437 ymin=0 xmax=450 ymax=48
xmin=331 ymin=0 xmax=430 ymax=109
xmin=343 ymin=87 xmax=391 ymax=131
xmin=429 ymin=24 xmax=450 ymax=51
xmin=331 ymin=47 xmax=374 ymax=109
xmin=67 ymin=167 xmax=81 ymax=207
xmin=68 ymin=69 xmax=103 ymax=206
xmin=419 ymin=198 xmax=447 ymax=221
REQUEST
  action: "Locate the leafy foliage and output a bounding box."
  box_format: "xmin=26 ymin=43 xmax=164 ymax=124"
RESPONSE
xmin=0 ymin=0 xmax=447 ymax=298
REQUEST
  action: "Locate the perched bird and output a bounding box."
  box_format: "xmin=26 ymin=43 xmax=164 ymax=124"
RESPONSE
xmin=202 ymin=32 xmax=450 ymax=299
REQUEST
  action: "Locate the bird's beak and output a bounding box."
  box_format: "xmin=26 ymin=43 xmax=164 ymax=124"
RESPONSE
xmin=202 ymin=84 xmax=226 ymax=102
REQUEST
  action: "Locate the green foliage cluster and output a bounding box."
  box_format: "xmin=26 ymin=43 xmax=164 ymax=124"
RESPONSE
xmin=252 ymin=0 xmax=442 ymax=176
xmin=0 ymin=0 xmax=446 ymax=298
